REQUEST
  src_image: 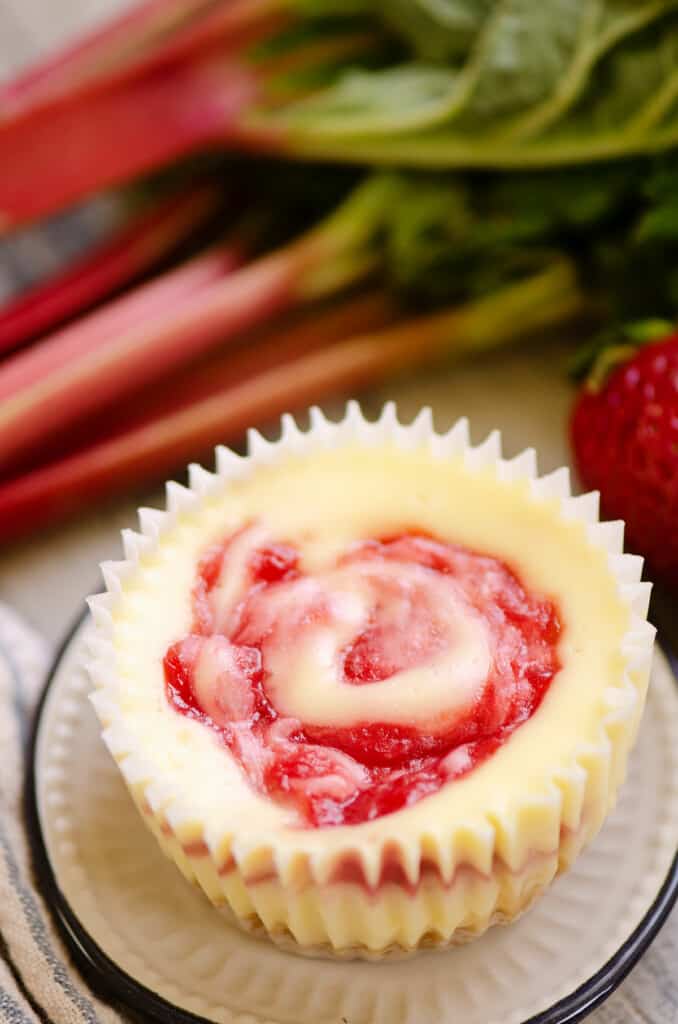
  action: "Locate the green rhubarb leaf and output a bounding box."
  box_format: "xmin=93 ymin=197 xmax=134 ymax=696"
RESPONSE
xmin=556 ymin=16 xmax=678 ymax=135
xmin=635 ymin=200 xmax=678 ymax=243
xmin=300 ymin=0 xmax=492 ymax=61
xmin=635 ymin=164 xmax=678 ymax=241
xmin=501 ymin=1 xmax=678 ymax=139
xmin=277 ymin=63 xmax=462 ymax=134
xmin=378 ymin=166 xmax=637 ymax=305
xmin=457 ymin=0 xmax=595 ymax=123
xmin=273 ymin=0 xmax=678 ymax=166
xmin=371 ymin=0 xmax=492 ymax=62
xmin=280 ymin=0 xmax=594 ymax=135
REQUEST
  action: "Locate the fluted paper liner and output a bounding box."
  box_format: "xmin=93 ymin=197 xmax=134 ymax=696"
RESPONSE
xmin=87 ymin=402 xmax=655 ymax=957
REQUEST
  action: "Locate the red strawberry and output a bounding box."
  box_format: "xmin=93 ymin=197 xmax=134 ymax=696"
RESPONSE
xmin=570 ymin=332 xmax=678 ymax=590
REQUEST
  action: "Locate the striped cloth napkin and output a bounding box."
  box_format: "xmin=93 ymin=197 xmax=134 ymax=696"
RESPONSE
xmin=0 ymin=604 xmax=127 ymax=1024
xmin=0 ymin=597 xmax=676 ymax=1023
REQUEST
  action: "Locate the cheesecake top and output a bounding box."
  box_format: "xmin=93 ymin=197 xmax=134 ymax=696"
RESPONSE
xmin=105 ymin=441 xmax=631 ymax=851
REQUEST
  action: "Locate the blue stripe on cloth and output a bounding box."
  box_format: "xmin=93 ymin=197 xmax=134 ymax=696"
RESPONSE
xmin=1 ymin=929 xmax=47 ymax=1024
xmin=0 ymin=637 xmax=104 ymax=1024
xmin=0 ymin=195 xmax=123 ymax=304
xmin=0 ymin=986 xmax=35 ymax=1024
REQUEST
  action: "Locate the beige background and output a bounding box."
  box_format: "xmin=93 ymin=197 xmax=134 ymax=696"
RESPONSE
xmin=0 ymin=0 xmax=126 ymax=80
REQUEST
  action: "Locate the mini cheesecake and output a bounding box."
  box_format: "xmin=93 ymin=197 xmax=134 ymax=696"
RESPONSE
xmin=88 ymin=403 xmax=655 ymax=956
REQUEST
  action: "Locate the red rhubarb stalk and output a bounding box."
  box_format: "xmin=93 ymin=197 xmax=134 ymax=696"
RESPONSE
xmin=1 ymin=0 xmax=215 ymax=113
xmin=0 ymin=185 xmax=222 ymax=354
xmin=0 ymin=0 xmax=288 ymax=125
xmin=0 ymin=261 xmax=581 ymax=542
xmin=0 ymin=19 xmax=370 ymax=231
xmin=0 ymin=54 xmax=258 ymax=230
xmin=0 ymin=177 xmax=392 ymax=472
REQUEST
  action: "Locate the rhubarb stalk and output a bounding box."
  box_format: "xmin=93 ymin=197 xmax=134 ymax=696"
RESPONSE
xmin=0 ymin=176 xmax=393 ymax=473
xmin=0 ymin=54 xmax=258 ymax=230
xmin=0 ymin=185 xmax=222 ymax=354
xmin=0 ymin=261 xmax=582 ymax=542
xmin=0 ymin=12 xmax=372 ymax=231
xmin=0 ymin=0 xmax=289 ymax=125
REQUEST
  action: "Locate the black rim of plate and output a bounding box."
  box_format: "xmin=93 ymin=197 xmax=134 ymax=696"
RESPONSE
xmin=25 ymin=607 xmax=678 ymax=1024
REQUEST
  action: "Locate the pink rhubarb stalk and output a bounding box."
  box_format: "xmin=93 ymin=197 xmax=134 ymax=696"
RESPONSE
xmin=0 ymin=184 xmax=222 ymax=354
xmin=112 ymin=290 xmax=398 ymax=420
xmin=0 ymin=177 xmax=392 ymax=473
xmin=0 ymin=261 xmax=582 ymax=543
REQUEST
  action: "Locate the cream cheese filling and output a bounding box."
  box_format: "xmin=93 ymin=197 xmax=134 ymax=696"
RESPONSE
xmin=207 ymin=529 xmax=492 ymax=732
xmin=110 ymin=444 xmax=630 ymax=854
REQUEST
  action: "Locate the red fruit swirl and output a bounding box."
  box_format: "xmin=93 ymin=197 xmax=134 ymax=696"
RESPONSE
xmin=164 ymin=526 xmax=561 ymax=827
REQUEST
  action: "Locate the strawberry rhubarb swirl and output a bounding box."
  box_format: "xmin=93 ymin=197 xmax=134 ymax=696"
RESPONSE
xmin=164 ymin=525 xmax=562 ymax=828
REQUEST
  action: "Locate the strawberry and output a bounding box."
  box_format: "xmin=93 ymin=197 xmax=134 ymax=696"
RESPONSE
xmin=570 ymin=332 xmax=678 ymax=590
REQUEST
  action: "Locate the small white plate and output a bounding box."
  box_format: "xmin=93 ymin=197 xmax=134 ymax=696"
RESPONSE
xmin=28 ymin=615 xmax=678 ymax=1024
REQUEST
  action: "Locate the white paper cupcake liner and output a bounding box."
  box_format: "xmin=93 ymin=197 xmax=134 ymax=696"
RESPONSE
xmin=87 ymin=401 xmax=656 ymax=957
